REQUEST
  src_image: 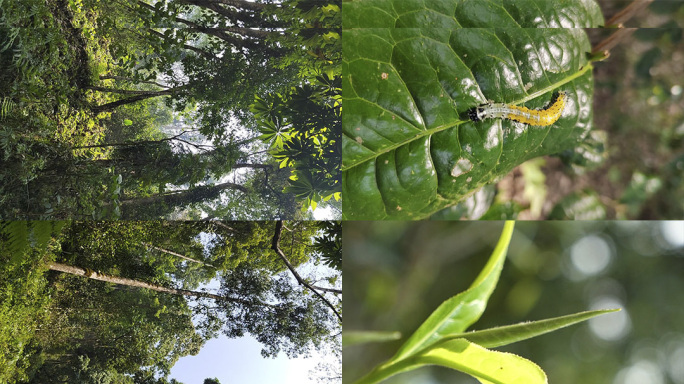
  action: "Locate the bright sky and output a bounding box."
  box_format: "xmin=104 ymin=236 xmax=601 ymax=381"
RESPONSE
xmin=169 ymin=239 xmax=341 ymax=384
xmin=169 ymin=334 xmax=327 ymax=384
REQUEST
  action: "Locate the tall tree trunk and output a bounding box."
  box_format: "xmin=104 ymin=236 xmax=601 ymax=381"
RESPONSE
xmin=90 ymin=85 xmax=189 ymax=113
xmin=48 ymin=262 xmax=265 ymax=306
xmin=118 ymin=182 xmax=250 ymax=214
xmin=91 ymin=91 xmax=170 ymax=113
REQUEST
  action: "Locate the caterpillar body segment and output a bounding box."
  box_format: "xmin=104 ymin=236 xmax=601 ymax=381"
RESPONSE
xmin=469 ymin=91 xmax=567 ymax=127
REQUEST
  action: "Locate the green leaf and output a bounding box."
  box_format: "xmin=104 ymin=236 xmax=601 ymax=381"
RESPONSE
xmin=445 ymin=309 xmax=619 ymax=348
xmin=393 ymin=221 xmax=514 ymax=361
xmin=412 ymin=338 xmax=547 ymax=384
xmin=343 ymin=0 xmax=603 ymax=28
xmin=343 ymin=331 xmax=402 ymax=348
xmin=342 ymin=27 xmax=599 ymax=219
xmin=123 ymin=119 xmax=133 ymax=126
xmin=355 ymin=338 xmax=547 ymax=384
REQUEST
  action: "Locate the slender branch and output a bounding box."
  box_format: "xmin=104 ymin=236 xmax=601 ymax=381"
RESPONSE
xmin=86 ymin=86 xmax=169 ymax=95
xmin=310 ymin=284 xmax=342 ymax=295
xmin=142 ymin=242 xmax=216 ymax=267
xmin=71 ymin=130 xmax=212 ymax=151
xmin=271 ymin=221 xmax=342 ymax=322
xmin=605 ymin=0 xmax=654 ymax=27
xmin=210 ymin=221 xmax=240 ymax=233
xmin=99 ymin=75 xmax=171 ymax=89
xmin=591 ymin=28 xmax=636 ymax=56
xmin=233 ymin=163 xmax=273 ymax=170
xmin=147 ymin=29 xmax=218 ymax=59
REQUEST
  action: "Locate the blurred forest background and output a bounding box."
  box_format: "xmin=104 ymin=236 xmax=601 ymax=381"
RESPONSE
xmin=0 ymin=220 xmax=341 ymax=384
xmin=0 ymin=0 xmax=341 ymax=220
xmin=344 ymin=221 xmax=684 ymax=384
xmin=436 ymin=0 xmax=684 ymax=220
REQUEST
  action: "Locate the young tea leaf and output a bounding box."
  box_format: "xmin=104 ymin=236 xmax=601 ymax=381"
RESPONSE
xmin=446 ymin=309 xmax=620 ymax=349
xmin=392 ymin=221 xmax=515 ymax=361
xmin=413 ymin=338 xmax=547 ymax=384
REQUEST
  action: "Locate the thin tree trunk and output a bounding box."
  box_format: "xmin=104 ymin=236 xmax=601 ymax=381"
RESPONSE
xmin=142 ymin=242 xmax=215 ymax=267
xmin=71 ymin=130 xmax=212 ymax=151
xmin=118 ymin=182 xmax=249 ymax=209
xmin=91 ymin=91 xmax=171 ymax=113
xmin=99 ymin=75 xmax=171 ymax=88
xmin=86 ymin=86 xmax=167 ymax=95
xmin=233 ymin=163 xmax=273 ymax=170
xmin=147 ymin=29 xmax=218 ymax=59
xmin=48 ymin=262 xmax=265 ymax=306
xmin=271 ymin=221 xmax=342 ymax=321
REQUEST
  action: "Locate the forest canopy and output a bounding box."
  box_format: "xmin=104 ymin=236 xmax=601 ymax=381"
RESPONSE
xmin=0 ymin=220 xmax=342 ymax=384
xmin=0 ymin=0 xmax=341 ymax=220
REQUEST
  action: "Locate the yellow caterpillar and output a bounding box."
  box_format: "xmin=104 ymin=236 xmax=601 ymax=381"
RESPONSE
xmin=469 ymin=91 xmax=567 ymax=127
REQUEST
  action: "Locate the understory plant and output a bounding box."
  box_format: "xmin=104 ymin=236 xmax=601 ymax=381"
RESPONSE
xmin=344 ymin=221 xmax=616 ymax=384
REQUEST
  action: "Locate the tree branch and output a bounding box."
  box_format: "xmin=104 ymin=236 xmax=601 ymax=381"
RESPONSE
xmin=71 ymin=130 xmax=212 ymax=151
xmin=99 ymin=75 xmax=171 ymax=89
xmin=271 ymin=221 xmax=342 ymax=322
xmin=142 ymin=242 xmax=216 ymax=268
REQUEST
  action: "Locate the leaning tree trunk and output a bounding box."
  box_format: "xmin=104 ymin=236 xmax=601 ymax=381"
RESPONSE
xmin=48 ymin=262 xmax=263 ymax=306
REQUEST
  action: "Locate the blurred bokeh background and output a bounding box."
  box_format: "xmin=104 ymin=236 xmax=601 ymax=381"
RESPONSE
xmin=343 ymin=221 xmax=684 ymax=384
xmin=437 ymin=0 xmax=684 ymax=220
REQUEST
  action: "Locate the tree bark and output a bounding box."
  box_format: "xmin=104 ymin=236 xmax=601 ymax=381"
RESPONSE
xmin=48 ymin=262 xmax=261 ymax=306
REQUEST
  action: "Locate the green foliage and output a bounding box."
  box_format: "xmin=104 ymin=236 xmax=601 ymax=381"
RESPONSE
xmin=346 ymin=222 xmax=614 ymax=384
xmin=267 ymin=0 xmax=341 ymax=79
xmin=0 ymin=221 xmax=65 ymax=261
xmin=312 ymin=221 xmax=342 ymax=270
xmin=2 ymin=0 xmax=341 ymax=220
xmin=0 ymin=220 xmax=339 ymax=382
xmin=342 ymin=0 xmax=603 ymax=28
xmin=342 ymin=24 xmax=603 ymax=219
xmin=0 ymin=0 xmax=119 ymax=219
xmin=0 ymin=97 xmax=15 ymax=120
xmin=252 ymin=74 xmax=341 ymax=212
xmin=0 ymin=221 xmax=63 ymax=383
